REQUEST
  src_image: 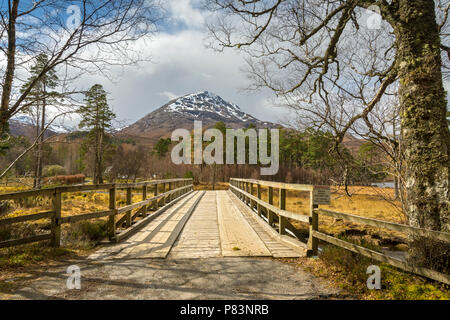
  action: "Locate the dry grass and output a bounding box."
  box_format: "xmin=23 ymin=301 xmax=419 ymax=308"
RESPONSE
xmin=246 ymin=184 xmax=408 ymax=249
xmin=194 ymin=182 xmax=229 ymax=191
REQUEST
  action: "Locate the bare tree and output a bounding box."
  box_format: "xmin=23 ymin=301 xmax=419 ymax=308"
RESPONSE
xmin=0 ymin=0 xmax=162 ymax=140
xmin=206 ymin=1 xmax=450 ymax=239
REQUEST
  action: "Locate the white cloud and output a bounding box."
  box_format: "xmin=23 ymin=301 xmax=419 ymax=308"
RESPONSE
xmin=159 ymin=91 xmax=179 ymax=100
xmin=168 ymin=0 xmax=205 ymax=28
xmin=72 ymin=0 xmax=289 ymax=127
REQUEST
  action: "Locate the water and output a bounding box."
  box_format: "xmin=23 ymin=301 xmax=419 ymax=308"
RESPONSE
xmin=372 ymin=181 xmax=395 ymax=188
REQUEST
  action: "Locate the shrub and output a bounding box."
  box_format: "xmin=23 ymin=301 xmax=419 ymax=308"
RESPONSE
xmin=43 ymin=165 xmax=67 ymax=177
xmin=43 ymin=174 xmax=85 ymax=185
xmin=408 ymin=237 xmax=450 ymax=274
xmin=63 ymin=220 xmax=108 ymax=248
xmin=184 ymin=171 xmax=194 ymax=179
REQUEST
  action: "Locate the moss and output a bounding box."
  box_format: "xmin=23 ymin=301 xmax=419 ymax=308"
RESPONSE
xmin=0 ymin=244 xmax=73 ymax=268
xmin=315 ymin=244 xmax=450 ymax=300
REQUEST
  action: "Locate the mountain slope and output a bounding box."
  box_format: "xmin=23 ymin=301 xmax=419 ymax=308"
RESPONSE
xmin=121 ymin=91 xmax=277 ymax=141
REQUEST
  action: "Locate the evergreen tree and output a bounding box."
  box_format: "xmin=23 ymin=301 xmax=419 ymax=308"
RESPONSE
xmin=20 ymin=54 xmax=59 ymax=188
xmin=78 ymin=84 xmax=115 ymax=184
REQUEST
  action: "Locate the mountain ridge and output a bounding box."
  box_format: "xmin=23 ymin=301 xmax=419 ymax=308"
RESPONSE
xmin=121 ymin=91 xmax=278 ymax=142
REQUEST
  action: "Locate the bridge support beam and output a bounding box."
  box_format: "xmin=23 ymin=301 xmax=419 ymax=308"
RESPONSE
xmin=268 ymin=187 xmax=275 ymax=227
xmin=108 ymin=185 xmax=117 ymax=241
xmin=308 ymin=190 xmax=319 ymax=257
xmin=279 ymin=188 xmax=287 ymax=235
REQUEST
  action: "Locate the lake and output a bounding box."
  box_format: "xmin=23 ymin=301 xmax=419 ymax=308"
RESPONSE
xmin=372 ymin=182 xmax=395 ymax=188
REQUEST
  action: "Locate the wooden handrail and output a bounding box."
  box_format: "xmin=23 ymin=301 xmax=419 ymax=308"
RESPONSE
xmin=316 ymin=208 xmax=450 ymax=242
xmin=0 ymin=179 xmax=194 ymax=248
xmin=230 ymin=177 xmax=450 ymax=285
xmin=312 ymin=231 xmax=450 ymax=285
xmin=230 ymin=178 xmax=314 ymax=192
xmin=229 ymin=184 xmax=309 ymax=223
xmin=0 ymin=178 xmax=193 ymax=200
xmin=0 ymin=211 xmax=54 ymax=226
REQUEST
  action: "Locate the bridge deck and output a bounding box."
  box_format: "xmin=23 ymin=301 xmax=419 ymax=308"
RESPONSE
xmin=89 ymin=190 xmax=304 ymax=261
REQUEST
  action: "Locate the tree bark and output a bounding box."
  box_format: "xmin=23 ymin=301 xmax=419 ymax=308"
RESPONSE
xmin=395 ymin=0 xmax=450 ymax=233
xmin=0 ymin=0 xmax=19 ymax=138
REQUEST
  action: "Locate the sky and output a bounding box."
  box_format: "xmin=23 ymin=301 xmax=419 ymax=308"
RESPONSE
xmin=78 ymin=0 xmax=292 ymax=128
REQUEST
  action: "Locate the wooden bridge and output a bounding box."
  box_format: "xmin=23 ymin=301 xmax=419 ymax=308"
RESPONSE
xmin=0 ymin=178 xmax=449 ymax=287
xmin=89 ymin=190 xmax=304 ymax=260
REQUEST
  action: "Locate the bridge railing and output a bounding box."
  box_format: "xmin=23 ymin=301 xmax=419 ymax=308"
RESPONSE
xmin=0 ymin=178 xmax=194 ymax=248
xmin=229 ymin=178 xmax=450 ymax=285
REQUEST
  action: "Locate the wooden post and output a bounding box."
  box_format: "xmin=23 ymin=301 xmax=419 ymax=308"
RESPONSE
xmin=161 ymin=183 xmax=166 ymax=206
xmin=245 ymin=182 xmax=250 ymax=205
xmin=141 ymin=183 xmax=148 ymax=217
xmin=257 ymin=184 xmax=262 ymax=217
xmin=268 ymin=186 xmax=275 ymax=226
xmin=108 ymin=184 xmax=117 ymax=241
xmin=51 ymin=188 xmax=62 ymax=247
xmin=250 ymin=183 xmax=254 ymax=210
xmin=153 ymin=183 xmax=158 ymax=210
xmin=168 ymin=182 xmax=172 ymax=202
xmin=308 ymin=189 xmax=319 ymax=256
xmin=125 ymin=187 xmax=132 ymax=227
xmin=279 ymin=188 xmax=287 ymax=235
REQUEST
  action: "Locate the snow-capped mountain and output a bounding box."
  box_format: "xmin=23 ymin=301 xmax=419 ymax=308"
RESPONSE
xmin=165 ymin=91 xmax=258 ymax=123
xmin=9 ymin=114 xmax=71 ymax=138
xmin=122 ymin=91 xmax=277 ymax=141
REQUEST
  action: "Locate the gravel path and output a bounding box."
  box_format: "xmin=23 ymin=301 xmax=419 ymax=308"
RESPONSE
xmin=8 ymin=257 xmax=339 ymax=300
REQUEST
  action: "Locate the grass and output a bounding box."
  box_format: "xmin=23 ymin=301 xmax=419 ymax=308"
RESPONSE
xmin=0 ymin=244 xmax=73 ymax=268
xmin=194 ymin=182 xmax=230 ymax=191
xmin=248 ymin=185 xmax=409 ymax=250
xmin=0 ymin=180 xmax=448 ymax=300
xmin=292 ymin=244 xmax=450 ymax=300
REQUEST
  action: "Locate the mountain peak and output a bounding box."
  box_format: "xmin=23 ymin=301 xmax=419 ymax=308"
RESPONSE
xmin=121 ymin=91 xmax=277 ymax=141
xmin=163 ymin=91 xmax=247 ymax=121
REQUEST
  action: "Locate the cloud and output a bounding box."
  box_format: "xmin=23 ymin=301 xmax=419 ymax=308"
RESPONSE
xmin=73 ymin=0 xmax=289 ymax=127
xmin=167 ymin=0 xmax=205 ymax=29
xmin=159 ymin=91 xmax=179 ymax=100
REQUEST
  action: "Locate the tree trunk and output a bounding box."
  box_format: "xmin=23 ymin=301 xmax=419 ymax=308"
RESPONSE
xmin=395 ymin=0 xmax=450 ymax=234
xmin=0 ymin=0 xmax=18 ymax=138
xmin=394 ymin=0 xmax=449 ymax=272
xmin=35 ymin=86 xmax=47 ymax=189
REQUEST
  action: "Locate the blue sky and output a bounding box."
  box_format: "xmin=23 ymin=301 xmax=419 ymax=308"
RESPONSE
xmin=76 ymin=0 xmax=290 ymax=128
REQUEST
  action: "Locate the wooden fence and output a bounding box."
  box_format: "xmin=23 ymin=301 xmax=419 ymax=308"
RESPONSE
xmin=229 ymin=178 xmax=450 ymax=285
xmin=0 ymin=178 xmax=193 ymax=249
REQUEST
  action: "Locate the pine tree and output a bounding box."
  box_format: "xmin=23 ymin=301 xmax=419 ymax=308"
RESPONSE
xmin=78 ymin=84 xmax=115 ymax=184
xmin=20 ymin=54 xmax=59 ymax=188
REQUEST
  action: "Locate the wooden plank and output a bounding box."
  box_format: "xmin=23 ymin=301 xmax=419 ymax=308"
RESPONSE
xmin=115 ymin=191 xmax=194 ymax=243
xmin=108 ymin=185 xmax=117 ymax=240
xmin=312 ymin=231 xmax=450 ymax=285
xmin=229 ymin=185 xmax=309 ymax=223
xmin=0 ymin=179 xmax=193 ymax=201
xmin=0 ymin=211 xmax=54 ymax=226
xmin=51 ymin=190 xmax=62 ymax=248
xmin=116 ymin=185 xmax=192 ymax=214
xmin=316 ymin=209 xmax=450 ymax=242
xmin=268 ymin=186 xmax=275 ymax=226
xmin=0 ymin=188 xmax=53 ymax=201
xmin=0 ymin=234 xmax=52 ymax=249
xmin=284 ymin=219 xmax=305 ymax=241
xmin=61 ymin=210 xmax=115 ymax=224
xmin=57 ymin=184 xmax=115 ymax=193
xmin=279 ymin=188 xmax=287 ymax=235
xmin=228 ymin=190 xmax=306 ymax=256
xmin=126 ymin=187 xmax=132 ymax=227
xmin=308 ymin=190 xmax=318 ymax=256
xmin=230 ymin=178 xmax=314 ymax=192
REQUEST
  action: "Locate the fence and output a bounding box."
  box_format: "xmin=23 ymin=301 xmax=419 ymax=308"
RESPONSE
xmin=229 ymin=178 xmax=450 ymax=285
xmin=0 ymin=178 xmax=193 ymax=248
